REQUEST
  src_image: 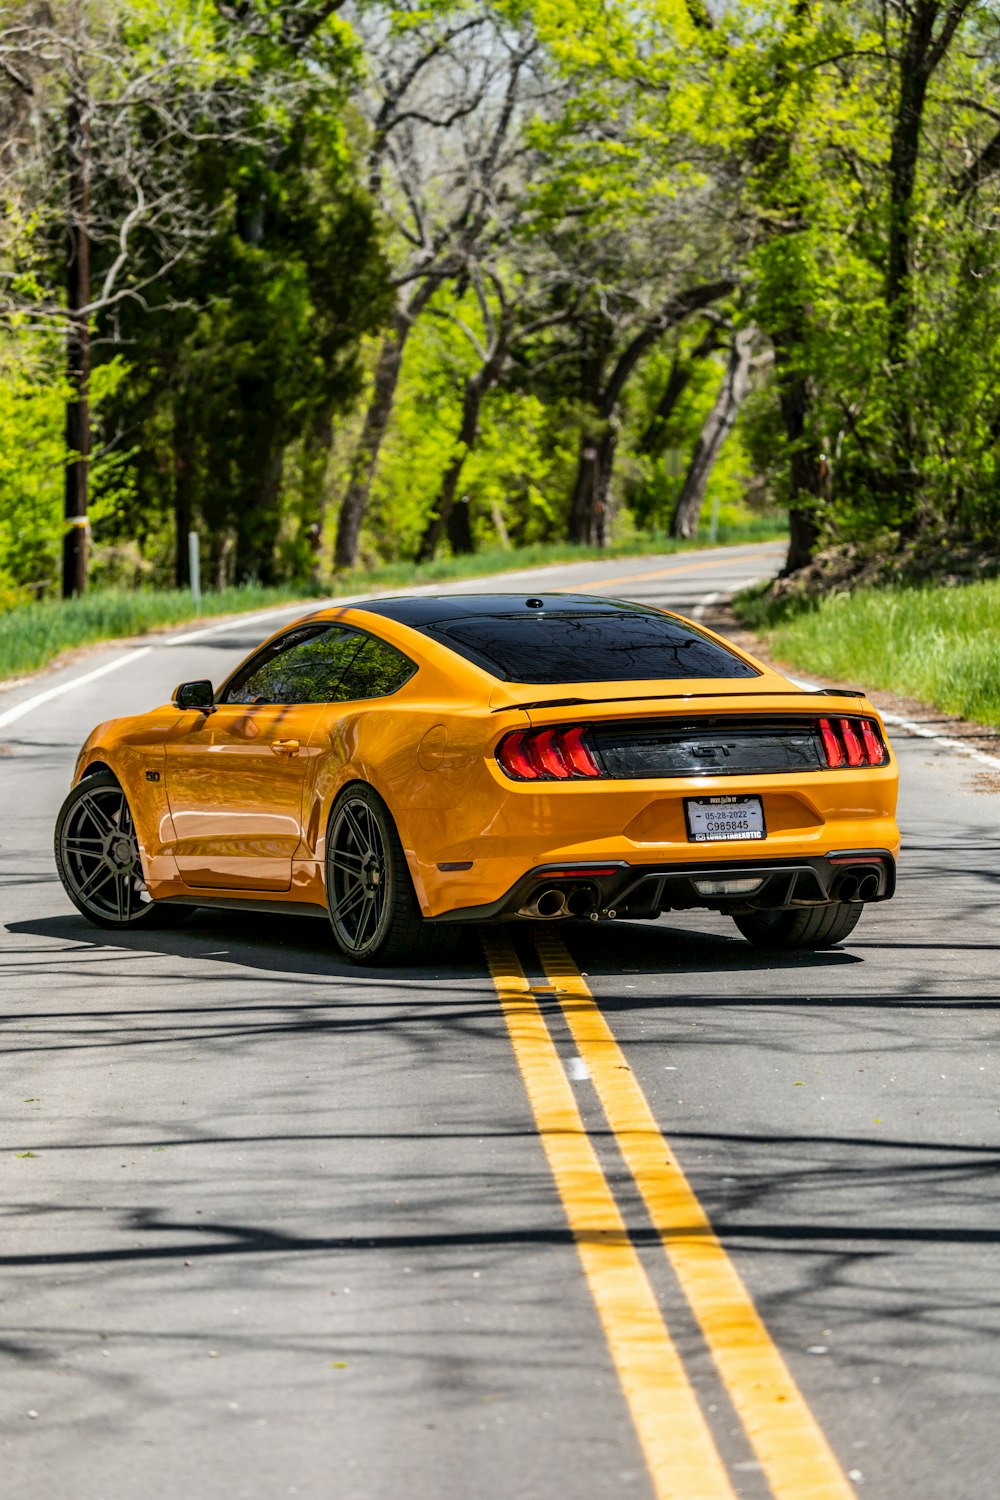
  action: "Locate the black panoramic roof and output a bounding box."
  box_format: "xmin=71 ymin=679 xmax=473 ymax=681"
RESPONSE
xmin=358 ymin=593 xmax=657 ymax=625
xmin=356 ymin=593 xmax=759 ymax=685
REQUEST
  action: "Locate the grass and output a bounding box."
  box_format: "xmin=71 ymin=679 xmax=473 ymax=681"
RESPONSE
xmin=735 ymin=576 xmax=1000 ymax=726
xmin=0 ymin=521 xmax=783 ymax=684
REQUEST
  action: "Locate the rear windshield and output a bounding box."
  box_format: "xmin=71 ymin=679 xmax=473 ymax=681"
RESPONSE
xmin=425 ymin=612 xmax=759 ymax=684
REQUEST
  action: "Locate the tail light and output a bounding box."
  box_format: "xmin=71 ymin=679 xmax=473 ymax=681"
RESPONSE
xmin=818 ymin=716 xmax=887 ymax=768
xmin=497 ymin=726 xmax=604 ymax=781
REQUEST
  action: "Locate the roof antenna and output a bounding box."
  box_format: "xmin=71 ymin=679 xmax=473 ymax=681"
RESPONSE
xmin=525 ymin=598 xmax=544 ymax=609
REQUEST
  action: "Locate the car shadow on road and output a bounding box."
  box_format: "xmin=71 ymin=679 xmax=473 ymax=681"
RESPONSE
xmin=5 ymin=908 xmax=486 ymax=984
xmin=5 ymin=908 xmax=865 ymax=988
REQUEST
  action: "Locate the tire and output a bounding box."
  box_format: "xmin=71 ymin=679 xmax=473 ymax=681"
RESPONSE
xmin=732 ymin=901 xmax=863 ymax=951
xmin=325 ymin=783 xmax=448 ymax=965
xmin=54 ymin=770 xmax=188 ymax=930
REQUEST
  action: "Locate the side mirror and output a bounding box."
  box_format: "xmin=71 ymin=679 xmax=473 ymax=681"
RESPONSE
xmin=172 ymin=679 xmax=215 ymax=711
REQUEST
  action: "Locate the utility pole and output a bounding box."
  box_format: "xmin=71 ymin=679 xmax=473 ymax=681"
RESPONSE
xmin=63 ymin=34 xmax=91 ymax=598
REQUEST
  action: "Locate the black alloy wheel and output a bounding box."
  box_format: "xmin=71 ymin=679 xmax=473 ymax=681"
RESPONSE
xmin=325 ymin=783 xmax=445 ymax=965
xmin=732 ymin=901 xmax=863 ymax=951
xmin=54 ymin=770 xmax=182 ymax=929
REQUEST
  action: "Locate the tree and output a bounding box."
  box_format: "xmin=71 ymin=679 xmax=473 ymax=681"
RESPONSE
xmin=670 ymin=326 xmax=755 ymax=539
xmin=333 ymin=2 xmax=538 ymax=568
xmin=0 ymin=0 xmax=308 ymax=593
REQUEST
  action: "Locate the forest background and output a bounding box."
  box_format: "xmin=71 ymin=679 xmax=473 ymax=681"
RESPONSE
xmin=2 ymin=0 xmax=1000 ymax=613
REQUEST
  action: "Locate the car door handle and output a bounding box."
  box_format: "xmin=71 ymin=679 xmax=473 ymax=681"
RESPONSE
xmin=271 ymin=739 xmax=300 ymax=756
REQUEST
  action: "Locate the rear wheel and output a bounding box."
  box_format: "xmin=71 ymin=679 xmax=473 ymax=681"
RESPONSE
xmin=55 ymin=770 xmax=185 ymax=930
xmin=732 ymin=902 xmax=863 ymax=951
xmin=325 ymin=784 xmax=447 ymax=965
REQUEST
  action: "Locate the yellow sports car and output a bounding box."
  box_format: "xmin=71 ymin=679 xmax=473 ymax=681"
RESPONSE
xmin=55 ymin=593 xmax=899 ymax=963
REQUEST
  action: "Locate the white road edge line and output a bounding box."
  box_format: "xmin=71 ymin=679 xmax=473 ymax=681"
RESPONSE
xmin=0 ymin=592 xmax=408 ymax=729
xmin=0 ymin=648 xmax=153 ymax=732
xmin=785 ymin=674 xmax=1000 ymax=774
xmin=0 ymin=543 xmax=785 ymax=731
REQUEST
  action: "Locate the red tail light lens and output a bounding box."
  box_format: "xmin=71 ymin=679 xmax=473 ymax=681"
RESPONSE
xmin=861 ymin=719 xmax=887 ymax=765
xmin=562 ymin=725 xmax=602 ymax=777
xmin=533 ymin=729 xmax=571 ymax=778
xmin=818 ymin=716 xmax=887 ymax=769
xmin=819 ymin=717 xmax=844 ymax=767
xmin=497 ymin=726 xmax=604 ymax=781
xmin=497 ymin=731 xmax=540 ymax=780
xmin=839 ymin=717 xmax=865 ymax=767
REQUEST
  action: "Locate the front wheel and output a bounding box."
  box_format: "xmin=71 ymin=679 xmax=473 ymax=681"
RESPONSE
xmin=732 ymin=902 xmax=863 ymax=951
xmin=54 ymin=770 xmax=186 ymax=930
xmin=325 ymin=784 xmax=446 ymax=965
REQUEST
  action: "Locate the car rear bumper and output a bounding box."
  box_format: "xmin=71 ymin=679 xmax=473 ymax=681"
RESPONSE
xmin=433 ymin=849 xmax=897 ymax=923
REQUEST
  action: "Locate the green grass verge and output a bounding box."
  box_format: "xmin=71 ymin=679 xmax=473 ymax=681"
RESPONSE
xmin=0 ymin=522 xmax=783 ymax=684
xmin=735 ymin=577 xmax=1000 ymax=726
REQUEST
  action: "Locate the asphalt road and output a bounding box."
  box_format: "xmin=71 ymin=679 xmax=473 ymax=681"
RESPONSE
xmin=2 ymin=541 xmax=998 ymax=1500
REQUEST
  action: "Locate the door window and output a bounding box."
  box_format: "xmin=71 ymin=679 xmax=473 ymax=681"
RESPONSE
xmin=220 ymin=625 xmax=415 ymax=705
xmin=337 ymin=637 xmax=417 ymax=700
xmin=221 ymin=626 xmax=365 ymax=705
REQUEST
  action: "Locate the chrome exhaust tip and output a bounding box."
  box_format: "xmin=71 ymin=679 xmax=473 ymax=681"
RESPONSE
xmin=517 ymin=886 xmax=568 ymax=919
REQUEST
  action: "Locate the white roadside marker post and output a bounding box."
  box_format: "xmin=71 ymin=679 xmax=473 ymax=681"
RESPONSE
xmin=188 ymin=531 xmax=202 ymax=609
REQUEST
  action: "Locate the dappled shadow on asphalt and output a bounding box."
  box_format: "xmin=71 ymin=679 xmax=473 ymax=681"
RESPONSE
xmin=6 ymin=902 xmax=1000 ymax=1400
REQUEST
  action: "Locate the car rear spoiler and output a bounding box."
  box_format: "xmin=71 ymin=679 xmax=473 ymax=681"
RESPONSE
xmin=494 ymin=688 xmax=868 ymax=713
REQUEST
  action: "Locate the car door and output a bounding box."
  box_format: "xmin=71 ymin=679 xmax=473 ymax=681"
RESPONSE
xmin=164 ymin=624 xmax=368 ymax=891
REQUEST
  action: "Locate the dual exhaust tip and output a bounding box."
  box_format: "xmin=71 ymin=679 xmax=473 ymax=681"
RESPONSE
xmin=519 ymin=884 xmax=598 ymax=920
xmin=832 ymin=868 xmax=881 ymax=903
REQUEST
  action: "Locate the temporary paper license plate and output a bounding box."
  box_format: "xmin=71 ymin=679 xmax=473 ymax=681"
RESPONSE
xmin=685 ymin=794 xmax=765 ymax=843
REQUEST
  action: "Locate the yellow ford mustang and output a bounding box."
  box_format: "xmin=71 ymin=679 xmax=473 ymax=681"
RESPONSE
xmin=55 ymin=593 xmax=899 ymax=963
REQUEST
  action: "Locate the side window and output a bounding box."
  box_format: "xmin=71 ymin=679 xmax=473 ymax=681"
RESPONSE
xmin=222 ymin=626 xmax=365 ymax=705
xmin=337 ymin=637 xmax=416 ymax=701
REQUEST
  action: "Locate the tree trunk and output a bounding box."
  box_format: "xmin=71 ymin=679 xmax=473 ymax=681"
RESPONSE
xmin=568 ymin=280 xmax=735 ymax=545
xmin=884 ymin=5 xmax=934 ymax=526
xmin=302 ymin=401 xmax=335 ymax=582
xmin=569 ymin=424 xmax=617 ymax=545
xmin=885 ymin=3 xmax=970 ymax=530
xmin=670 ymin=328 xmax=754 ymax=539
xmin=637 ymin=323 xmax=721 ymax=458
xmin=773 ymin=327 xmax=824 ymax=574
xmin=418 ymin=327 xmax=511 ymax=562
xmin=334 ymin=282 xmax=437 ymax=569
xmin=417 ymin=360 xmax=497 ymax=562
xmin=234 ymin=448 xmax=284 ymax=584
xmin=62 ymin=78 xmax=91 ymax=599
xmin=173 ymin=421 xmax=194 ymax=588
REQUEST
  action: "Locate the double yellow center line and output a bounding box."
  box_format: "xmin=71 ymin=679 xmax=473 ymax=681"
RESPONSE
xmin=484 ymin=929 xmax=855 ymax=1500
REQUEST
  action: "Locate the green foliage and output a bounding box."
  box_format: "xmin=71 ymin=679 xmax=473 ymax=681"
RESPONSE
xmin=0 ymin=524 xmax=785 ymax=681
xmin=2 ymin=0 xmax=999 ymax=611
xmin=0 ymin=339 xmax=67 ymax=606
xmin=0 ymin=341 xmax=139 ymax=602
xmin=738 ymin=579 xmax=1000 ymax=728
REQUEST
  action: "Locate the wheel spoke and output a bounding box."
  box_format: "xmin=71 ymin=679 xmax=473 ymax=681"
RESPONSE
xmin=79 ymin=793 xmax=117 ymax=835
xmin=63 ymin=837 xmax=104 ymax=854
xmin=356 ymin=892 xmax=378 ymax=946
xmin=331 ymin=847 xmax=366 ymax=871
xmin=342 ymin=804 xmax=373 ymax=859
xmin=332 ymin=882 xmax=367 ymax=921
xmin=76 ymin=862 xmax=115 ymax=901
